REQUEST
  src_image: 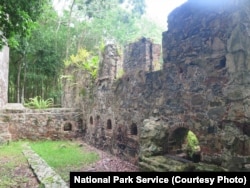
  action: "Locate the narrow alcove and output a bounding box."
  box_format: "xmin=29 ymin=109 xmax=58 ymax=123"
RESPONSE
xmin=90 ymin=116 xmax=93 ymax=125
xmin=107 ymin=119 xmax=112 ymax=129
xmin=130 ymin=123 xmax=138 ymax=135
xmin=167 ymin=128 xmax=201 ymax=163
xmin=63 ymin=122 xmax=72 ymax=131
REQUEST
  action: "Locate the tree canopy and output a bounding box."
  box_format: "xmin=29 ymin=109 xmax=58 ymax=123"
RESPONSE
xmin=7 ymin=0 xmax=164 ymax=105
xmin=0 ymin=0 xmax=46 ymax=48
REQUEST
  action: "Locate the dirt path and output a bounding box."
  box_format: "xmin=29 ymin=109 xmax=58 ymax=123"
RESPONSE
xmin=78 ymin=141 xmax=139 ymax=172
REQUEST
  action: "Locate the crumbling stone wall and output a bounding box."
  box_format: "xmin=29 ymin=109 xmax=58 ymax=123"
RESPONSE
xmin=62 ymin=39 xmax=161 ymax=164
xmin=62 ymin=0 xmax=250 ymax=171
xmin=1 ymin=1 xmax=249 ymax=172
xmin=0 ymin=106 xmax=83 ymax=143
xmin=0 ymin=46 xmax=9 ymax=108
xmin=123 ymin=37 xmax=161 ymax=73
xmin=158 ymin=0 xmax=250 ymax=170
xmin=98 ymin=44 xmax=122 ymax=81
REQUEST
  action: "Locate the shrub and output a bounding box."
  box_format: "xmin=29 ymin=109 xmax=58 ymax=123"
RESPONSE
xmin=186 ymin=130 xmax=200 ymax=158
xmin=24 ymin=96 xmax=54 ymax=109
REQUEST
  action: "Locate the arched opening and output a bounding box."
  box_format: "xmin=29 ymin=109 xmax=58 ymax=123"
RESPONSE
xmin=168 ymin=128 xmax=201 ymax=163
xmin=96 ymin=115 xmax=100 ymax=120
xmin=107 ymin=119 xmax=112 ymax=129
xmin=96 ymin=115 xmax=100 ymax=126
xmin=63 ymin=122 xmax=72 ymax=131
xmin=116 ymin=126 xmax=127 ymax=150
xmin=90 ymin=116 xmax=93 ymax=125
xmin=130 ymin=123 xmax=138 ymax=135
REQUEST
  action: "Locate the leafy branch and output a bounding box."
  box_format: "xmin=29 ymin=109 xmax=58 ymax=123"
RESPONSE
xmin=24 ymin=96 xmax=54 ymax=109
xmin=64 ymin=48 xmax=99 ymax=81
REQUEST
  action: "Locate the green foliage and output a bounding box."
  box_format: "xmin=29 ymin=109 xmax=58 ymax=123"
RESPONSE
xmin=0 ymin=140 xmax=99 ymax=186
xmin=0 ymin=141 xmax=39 ymax=187
xmin=60 ymin=75 xmax=74 ymax=82
xmin=0 ymin=0 xmax=46 ymax=49
xmin=64 ymin=48 xmax=99 ymax=80
xmin=79 ymin=88 xmax=87 ymax=97
xmin=7 ymin=0 xmax=163 ymax=106
xmin=24 ymin=96 xmax=54 ymax=109
xmin=186 ymin=131 xmax=200 ymax=158
xmin=99 ymin=39 xmax=106 ymax=54
xmin=117 ymin=69 xmax=125 ymax=79
xmin=8 ymin=3 xmax=65 ymax=104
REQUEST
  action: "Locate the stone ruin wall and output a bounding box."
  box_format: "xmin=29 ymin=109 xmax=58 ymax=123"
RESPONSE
xmin=0 ymin=106 xmax=83 ymax=144
xmin=61 ymin=38 xmax=162 ymax=164
xmin=159 ymin=0 xmax=250 ymax=169
xmin=123 ymin=37 xmax=162 ymax=73
xmin=0 ymin=46 xmax=9 ymax=108
xmin=61 ymin=0 xmax=250 ymax=171
xmin=0 ymin=0 xmax=250 ymax=172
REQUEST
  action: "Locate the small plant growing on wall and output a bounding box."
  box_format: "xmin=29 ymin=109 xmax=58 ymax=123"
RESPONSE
xmin=185 ymin=130 xmax=200 ymax=159
xmin=24 ymin=96 xmax=54 ymax=109
xmin=63 ymin=48 xmax=99 ymax=81
xmin=116 ymin=69 xmax=124 ymax=79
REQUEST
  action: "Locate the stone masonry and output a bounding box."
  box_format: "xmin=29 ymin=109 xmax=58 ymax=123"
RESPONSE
xmin=0 ymin=46 xmax=9 ymax=108
xmin=1 ymin=0 xmax=250 ymax=172
xmin=0 ymin=106 xmax=83 ymax=144
xmin=62 ymin=0 xmax=250 ymax=171
xmin=22 ymin=144 xmax=68 ymax=188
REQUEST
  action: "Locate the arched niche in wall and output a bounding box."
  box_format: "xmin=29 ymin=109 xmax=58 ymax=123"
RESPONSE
xmin=107 ymin=119 xmax=112 ymax=129
xmin=64 ymin=122 xmax=72 ymax=131
xmin=96 ymin=115 xmax=101 ymax=126
xmin=90 ymin=116 xmax=93 ymax=125
xmin=167 ymin=127 xmax=201 ymax=163
xmin=130 ymin=123 xmax=138 ymax=135
xmin=116 ymin=125 xmax=128 ymax=150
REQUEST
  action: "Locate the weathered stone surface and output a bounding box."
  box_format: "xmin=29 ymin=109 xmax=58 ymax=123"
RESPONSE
xmin=123 ymin=37 xmax=161 ymax=73
xmin=1 ymin=0 xmax=250 ymax=172
xmin=140 ymin=117 xmax=168 ymax=157
xmin=61 ymin=0 xmax=250 ymax=170
xmin=23 ymin=144 xmax=68 ymax=188
xmin=0 ymin=46 xmax=9 ymax=108
xmin=0 ymin=107 xmax=83 ymax=143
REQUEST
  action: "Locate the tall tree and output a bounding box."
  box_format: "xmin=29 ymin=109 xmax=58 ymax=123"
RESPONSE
xmin=0 ymin=0 xmax=46 ymax=48
xmin=8 ymin=0 xmax=163 ymax=105
xmin=8 ymin=2 xmax=65 ymax=104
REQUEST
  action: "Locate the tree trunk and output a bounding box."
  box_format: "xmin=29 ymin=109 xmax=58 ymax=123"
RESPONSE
xmin=65 ymin=0 xmax=76 ymax=59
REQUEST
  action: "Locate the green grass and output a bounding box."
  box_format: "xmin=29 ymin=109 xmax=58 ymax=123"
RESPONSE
xmin=29 ymin=140 xmax=99 ymax=182
xmin=0 ymin=141 xmax=35 ymax=188
xmin=0 ymin=140 xmax=100 ymax=187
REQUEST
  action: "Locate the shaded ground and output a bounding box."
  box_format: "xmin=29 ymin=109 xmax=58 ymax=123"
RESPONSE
xmin=0 ymin=156 xmax=40 ymax=188
xmin=78 ymin=141 xmax=139 ymax=172
xmin=0 ymin=141 xmax=138 ymax=188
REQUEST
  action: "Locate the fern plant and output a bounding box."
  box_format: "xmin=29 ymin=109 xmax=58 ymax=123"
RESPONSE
xmin=24 ymin=96 xmax=54 ymax=109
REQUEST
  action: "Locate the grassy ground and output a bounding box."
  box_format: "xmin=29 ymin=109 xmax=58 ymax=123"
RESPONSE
xmin=29 ymin=140 xmax=99 ymax=182
xmin=0 ymin=141 xmax=40 ymax=188
xmin=0 ymin=140 xmax=100 ymax=187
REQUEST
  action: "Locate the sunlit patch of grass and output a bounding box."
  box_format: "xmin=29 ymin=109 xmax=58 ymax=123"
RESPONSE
xmin=29 ymin=140 xmax=99 ymax=182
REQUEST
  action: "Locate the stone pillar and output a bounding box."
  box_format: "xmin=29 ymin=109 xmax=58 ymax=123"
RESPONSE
xmin=98 ymin=44 xmax=121 ymax=81
xmin=123 ymin=37 xmax=161 ymax=73
xmin=0 ymin=46 xmax=9 ymax=108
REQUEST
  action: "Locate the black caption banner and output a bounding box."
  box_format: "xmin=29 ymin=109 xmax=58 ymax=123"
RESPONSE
xmin=70 ymin=172 xmax=249 ymax=187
